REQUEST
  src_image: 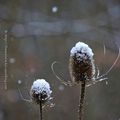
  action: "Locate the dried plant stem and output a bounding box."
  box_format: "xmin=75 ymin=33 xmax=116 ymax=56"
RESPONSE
xmin=39 ymin=95 xmax=43 ymax=120
xmin=78 ymin=80 xmax=86 ymax=120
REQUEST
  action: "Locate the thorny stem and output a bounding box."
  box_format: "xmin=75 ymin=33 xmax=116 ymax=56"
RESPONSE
xmin=39 ymin=94 xmax=43 ymax=120
xmin=78 ymin=80 xmax=86 ymax=120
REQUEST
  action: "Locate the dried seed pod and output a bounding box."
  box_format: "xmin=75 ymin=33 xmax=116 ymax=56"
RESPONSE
xmin=30 ymin=79 xmax=52 ymax=105
xmin=69 ymin=42 xmax=95 ymax=84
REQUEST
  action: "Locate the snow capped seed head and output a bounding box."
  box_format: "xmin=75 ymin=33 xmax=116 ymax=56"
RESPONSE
xmin=70 ymin=42 xmax=94 ymax=60
xmin=69 ymin=42 xmax=95 ymax=83
xmin=30 ymin=79 xmax=52 ymax=105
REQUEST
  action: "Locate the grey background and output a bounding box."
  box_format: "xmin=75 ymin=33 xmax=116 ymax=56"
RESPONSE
xmin=0 ymin=0 xmax=120 ymax=120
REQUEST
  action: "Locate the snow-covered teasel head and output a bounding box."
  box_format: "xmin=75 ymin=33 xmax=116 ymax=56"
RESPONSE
xmin=69 ymin=42 xmax=95 ymax=83
xmin=30 ymin=79 xmax=52 ymax=105
xmin=70 ymin=42 xmax=94 ymax=61
xmin=51 ymin=41 xmax=120 ymax=87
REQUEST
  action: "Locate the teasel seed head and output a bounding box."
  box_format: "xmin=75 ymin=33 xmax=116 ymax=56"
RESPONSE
xmin=69 ymin=42 xmax=95 ymax=84
xmin=30 ymin=79 xmax=52 ymax=105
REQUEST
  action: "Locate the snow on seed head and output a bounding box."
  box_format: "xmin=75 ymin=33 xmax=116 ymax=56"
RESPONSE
xmin=69 ymin=42 xmax=95 ymax=83
xmin=30 ymin=79 xmax=52 ymax=105
xmin=70 ymin=42 xmax=94 ymax=60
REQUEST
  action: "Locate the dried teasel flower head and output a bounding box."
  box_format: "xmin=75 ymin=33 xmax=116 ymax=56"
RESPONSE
xmin=69 ymin=42 xmax=95 ymax=84
xmin=30 ymin=79 xmax=52 ymax=105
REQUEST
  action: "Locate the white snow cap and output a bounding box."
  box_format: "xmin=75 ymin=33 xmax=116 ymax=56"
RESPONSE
xmin=31 ymin=79 xmax=52 ymax=98
xmin=70 ymin=42 xmax=94 ymax=60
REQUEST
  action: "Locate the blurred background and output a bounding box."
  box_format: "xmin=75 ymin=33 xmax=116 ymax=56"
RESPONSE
xmin=0 ymin=0 xmax=120 ymax=120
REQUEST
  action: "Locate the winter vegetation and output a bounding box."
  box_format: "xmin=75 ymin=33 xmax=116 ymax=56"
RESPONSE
xmin=30 ymin=79 xmax=52 ymax=120
xmin=0 ymin=0 xmax=120 ymax=120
